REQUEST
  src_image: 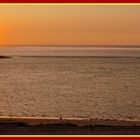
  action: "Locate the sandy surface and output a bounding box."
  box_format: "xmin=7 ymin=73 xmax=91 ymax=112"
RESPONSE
xmin=0 ymin=55 xmax=140 ymax=121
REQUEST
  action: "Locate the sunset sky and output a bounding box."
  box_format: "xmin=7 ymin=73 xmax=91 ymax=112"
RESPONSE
xmin=0 ymin=5 xmax=140 ymax=46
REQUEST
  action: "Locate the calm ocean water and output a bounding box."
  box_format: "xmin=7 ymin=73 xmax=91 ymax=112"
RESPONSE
xmin=0 ymin=46 xmax=140 ymax=120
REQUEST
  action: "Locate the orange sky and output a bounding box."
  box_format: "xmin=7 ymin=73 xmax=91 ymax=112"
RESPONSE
xmin=0 ymin=5 xmax=140 ymax=45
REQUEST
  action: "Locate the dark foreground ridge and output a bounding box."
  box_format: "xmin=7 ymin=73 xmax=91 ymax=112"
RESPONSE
xmin=0 ymin=116 xmax=139 ymax=134
xmin=0 ymin=123 xmax=140 ymax=135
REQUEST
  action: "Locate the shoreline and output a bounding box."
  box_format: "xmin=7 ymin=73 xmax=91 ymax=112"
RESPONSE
xmin=0 ymin=116 xmax=140 ymax=127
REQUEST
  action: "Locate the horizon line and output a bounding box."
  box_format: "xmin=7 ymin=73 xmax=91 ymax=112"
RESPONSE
xmin=1 ymin=44 xmax=140 ymax=47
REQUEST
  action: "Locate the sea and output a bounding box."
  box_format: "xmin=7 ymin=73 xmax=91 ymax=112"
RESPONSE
xmin=0 ymin=45 xmax=140 ymax=121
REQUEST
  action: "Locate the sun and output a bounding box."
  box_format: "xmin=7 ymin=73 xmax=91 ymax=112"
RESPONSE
xmin=0 ymin=22 xmax=8 ymax=46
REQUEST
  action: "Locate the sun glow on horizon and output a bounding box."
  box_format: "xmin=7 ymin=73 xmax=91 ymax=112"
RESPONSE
xmin=0 ymin=21 xmax=10 ymax=46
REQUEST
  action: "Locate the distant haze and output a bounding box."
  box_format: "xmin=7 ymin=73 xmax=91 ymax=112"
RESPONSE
xmin=0 ymin=5 xmax=140 ymax=46
xmin=0 ymin=46 xmax=140 ymax=57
